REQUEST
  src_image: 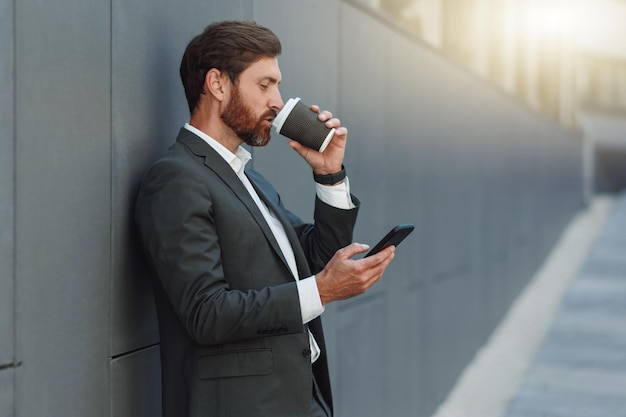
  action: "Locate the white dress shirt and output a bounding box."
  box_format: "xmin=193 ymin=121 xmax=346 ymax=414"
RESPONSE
xmin=184 ymin=123 xmax=354 ymax=362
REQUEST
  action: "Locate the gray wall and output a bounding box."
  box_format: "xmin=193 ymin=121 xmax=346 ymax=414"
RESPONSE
xmin=14 ymin=0 xmax=111 ymax=415
xmin=0 ymin=0 xmax=15 ymax=414
xmin=1 ymin=0 xmax=583 ymax=416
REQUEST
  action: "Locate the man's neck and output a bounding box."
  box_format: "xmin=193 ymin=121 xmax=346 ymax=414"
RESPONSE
xmin=189 ymin=111 xmax=242 ymax=154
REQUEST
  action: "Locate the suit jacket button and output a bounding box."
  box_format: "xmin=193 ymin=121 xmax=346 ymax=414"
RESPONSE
xmin=302 ymin=348 xmax=312 ymax=359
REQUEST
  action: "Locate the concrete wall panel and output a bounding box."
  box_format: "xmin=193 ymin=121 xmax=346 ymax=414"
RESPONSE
xmin=14 ymin=0 xmax=111 ymax=414
xmin=0 ymin=0 xmax=14 ymax=366
xmin=0 ymin=369 xmax=13 ymax=417
xmin=339 ymin=4 xmax=389 ymax=245
xmin=424 ymin=275 xmax=476 ymax=410
xmin=418 ymin=60 xmax=481 ymax=282
xmin=383 ymin=31 xmax=430 ymax=285
xmin=407 ymin=287 xmax=428 ymax=416
xmin=111 ymin=346 xmax=161 ymax=417
xmin=335 ymin=296 xmax=388 ymax=417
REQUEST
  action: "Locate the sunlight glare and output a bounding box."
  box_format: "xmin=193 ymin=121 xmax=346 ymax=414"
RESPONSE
xmin=522 ymin=0 xmax=584 ymax=42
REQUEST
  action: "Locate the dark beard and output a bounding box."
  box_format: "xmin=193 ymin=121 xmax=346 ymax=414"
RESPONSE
xmin=221 ymin=86 xmax=275 ymax=147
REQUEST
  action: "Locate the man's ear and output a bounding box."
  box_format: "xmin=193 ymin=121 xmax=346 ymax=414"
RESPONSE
xmin=205 ymin=69 xmax=229 ymax=102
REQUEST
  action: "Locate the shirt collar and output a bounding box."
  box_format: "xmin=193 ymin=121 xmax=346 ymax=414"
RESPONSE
xmin=184 ymin=123 xmax=251 ymax=174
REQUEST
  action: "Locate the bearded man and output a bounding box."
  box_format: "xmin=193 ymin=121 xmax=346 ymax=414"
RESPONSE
xmin=134 ymin=20 xmax=395 ymax=417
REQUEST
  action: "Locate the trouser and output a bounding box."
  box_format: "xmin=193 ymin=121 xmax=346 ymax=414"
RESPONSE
xmin=311 ymin=374 xmax=332 ymax=417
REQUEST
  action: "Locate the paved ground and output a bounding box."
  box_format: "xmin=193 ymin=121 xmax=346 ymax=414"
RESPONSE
xmin=431 ymin=192 xmax=626 ymax=417
xmin=504 ymin=192 xmax=626 ymax=417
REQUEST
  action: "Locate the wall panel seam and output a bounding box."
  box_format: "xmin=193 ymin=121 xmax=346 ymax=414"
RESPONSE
xmin=12 ymin=0 xmax=17 ymax=416
xmin=109 ymin=2 xmax=114 ymax=416
xmin=111 ymin=342 xmax=159 ymax=361
xmin=0 ymin=362 xmax=21 ymax=372
xmin=109 ymin=0 xmax=114 ymax=361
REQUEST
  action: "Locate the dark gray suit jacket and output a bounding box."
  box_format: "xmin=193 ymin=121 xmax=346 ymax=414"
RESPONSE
xmin=135 ymin=128 xmax=359 ymax=417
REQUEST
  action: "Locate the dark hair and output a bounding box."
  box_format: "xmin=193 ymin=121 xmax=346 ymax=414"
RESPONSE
xmin=179 ymin=20 xmax=282 ymax=114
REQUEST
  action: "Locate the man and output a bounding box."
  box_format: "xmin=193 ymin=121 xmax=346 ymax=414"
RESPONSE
xmin=135 ymin=20 xmax=395 ymax=417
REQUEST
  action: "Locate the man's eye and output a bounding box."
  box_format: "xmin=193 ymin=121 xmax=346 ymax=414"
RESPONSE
xmin=260 ymin=84 xmax=269 ymax=90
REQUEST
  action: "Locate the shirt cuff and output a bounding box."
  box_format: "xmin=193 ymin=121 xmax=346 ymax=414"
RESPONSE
xmin=297 ymin=276 xmax=325 ymax=324
xmin=315 ymin=177 xmax=355 ymax=209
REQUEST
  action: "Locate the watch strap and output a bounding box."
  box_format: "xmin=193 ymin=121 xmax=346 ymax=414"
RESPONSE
xmin=313 ymin=165 xmax=346 ymax=185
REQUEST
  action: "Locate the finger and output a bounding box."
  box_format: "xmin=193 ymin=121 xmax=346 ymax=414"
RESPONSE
xmin=310 ymin=105 xmax=320 ymax=114
xmin=358 ymin=263 xmax=388 ymax=289
xmin=380 ymin=246 xmax=395 ymax=268
xmin=363 ymin=269 xmax=385 ymax=287
xmin=317 ymin=110 xmax=333 ymax=122
xmin=360 ymin=245 xmax=395 ymax=267
xmin=379 ymin=245 xmax=396 ymax=262
xmin=330 ymin=126 xmax=347 ymax=140
xmin=325 ymin=117 xmax=342 ymax=129
xmin=363 ymin=249 xmax=395 ymax=284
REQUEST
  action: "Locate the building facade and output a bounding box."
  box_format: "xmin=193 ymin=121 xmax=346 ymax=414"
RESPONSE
xmin=0 ymin=1 xmax=588 ymax=416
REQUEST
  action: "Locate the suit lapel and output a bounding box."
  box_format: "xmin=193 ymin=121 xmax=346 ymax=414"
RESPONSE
xmin=176 ymin=129 xmax=293 ymax=275
xmin=247 ymin=172 xmax=312 ymax=278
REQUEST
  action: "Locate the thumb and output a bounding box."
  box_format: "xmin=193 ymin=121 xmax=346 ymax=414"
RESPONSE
xmin=288 ymin=139 xmax=306 ymax=155
xmin=341 ymin=242 xmax=370 ymax=258
xmin=288 ymin=140 xmax=316 ymax=162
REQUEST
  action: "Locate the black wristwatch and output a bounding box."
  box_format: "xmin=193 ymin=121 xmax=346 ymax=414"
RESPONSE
xmin=313 ymin=165 xmax=346 ymax=185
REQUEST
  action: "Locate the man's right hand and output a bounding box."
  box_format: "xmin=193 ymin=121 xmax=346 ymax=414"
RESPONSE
xmin=315 ymin=242 xmax=395 ymax=305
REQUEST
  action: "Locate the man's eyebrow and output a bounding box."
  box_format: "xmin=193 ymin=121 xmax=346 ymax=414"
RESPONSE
xmin=260 ymin=76 xmax=281 ymax=84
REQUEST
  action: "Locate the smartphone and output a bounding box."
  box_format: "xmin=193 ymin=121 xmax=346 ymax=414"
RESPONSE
xmin=364 ymin=224 xmax=415 ymax=257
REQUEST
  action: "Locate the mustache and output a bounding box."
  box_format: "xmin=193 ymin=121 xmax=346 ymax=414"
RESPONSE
xmin=260 ymin=109 xmax=278 ymax=121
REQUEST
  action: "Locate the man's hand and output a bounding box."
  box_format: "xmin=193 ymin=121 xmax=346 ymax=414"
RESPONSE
xmin=315 ymin=243 xmax=395 ymax=305
xmin=288 ymin=105 xmax=347 ymax=176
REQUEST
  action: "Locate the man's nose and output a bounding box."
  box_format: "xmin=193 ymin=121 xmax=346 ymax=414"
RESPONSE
xmin=270 ymin=91 xmax=283 ymax=112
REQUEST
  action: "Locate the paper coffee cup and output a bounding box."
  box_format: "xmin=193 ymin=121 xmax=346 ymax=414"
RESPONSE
xmin=273 ymin=97 xmax=335 ymax=152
